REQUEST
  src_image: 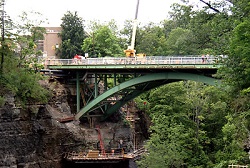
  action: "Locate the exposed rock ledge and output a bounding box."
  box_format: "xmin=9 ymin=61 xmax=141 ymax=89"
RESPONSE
xmin=0 ymin=78 xmax=139 ymax=168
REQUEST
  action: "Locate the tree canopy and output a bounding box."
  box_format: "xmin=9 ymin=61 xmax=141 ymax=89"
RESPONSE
xmin=59 ymin=11 xmax=86 ymax=59
xmin=134 ymin=0 xmax=250 ymax=167
xmin=0 ymin=10 xmax=50 ymax=107
xmin=82 ymin=20 xmax=123 ymax=57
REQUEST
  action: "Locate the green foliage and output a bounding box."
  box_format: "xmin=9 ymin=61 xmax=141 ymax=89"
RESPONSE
xmin=1 ymin=0 xmax=250 ymax=166
xmin=165 ymin=28 xmax=195 ymax=55
xmin=165 ymin=1 xmax=234 ymax=55
xmin=82 ymin=20 xmax=123 ymax=57
xmin=1 ymin=56 xmax=50 ymax=105
xmin=168 ymin=3 xmax=193 ymax=29
xmin=120 ymin=20 xmax=133 ymax=49
xmin=220 ymin=19 xmax=250 ymax=92
xmin=0 ymin=10 xmax=49 ymax=106
xmin=60 ymin=11 xmax=86 ymax=58
xmin=134 ymin=95 xmax=150 ymax=112
xmin=135 ymin=23 xmax=168 ymax=55
xmin=214 ymin=114 xmax=249 ymax=166
xmin=213 ymin=3 xmax=250 ymax=165
xmin=9 ymin=11 xmax=46 ymax=70
xmin=138 ymin=116 xmax=189 ymax=168
xmin=137 ymin=81 xmax=245 ymax=167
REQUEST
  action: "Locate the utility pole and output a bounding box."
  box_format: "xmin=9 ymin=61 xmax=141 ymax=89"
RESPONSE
xmin=0 ymin=0 xmax=5 ymax=72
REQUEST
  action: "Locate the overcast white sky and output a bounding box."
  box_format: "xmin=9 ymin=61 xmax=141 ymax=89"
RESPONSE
xmin=4 ymin=0 xmax=183 ymax=27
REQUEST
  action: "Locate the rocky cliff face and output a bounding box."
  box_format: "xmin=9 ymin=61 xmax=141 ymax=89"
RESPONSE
xmin=0 ymin=78 xmax=150 ymax=168
xmin=0 ymin=79 xmax=86 ymax=168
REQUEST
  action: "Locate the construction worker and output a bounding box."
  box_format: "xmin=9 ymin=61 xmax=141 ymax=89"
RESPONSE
xmin=119 ymin=139 xmax=123 ymax=148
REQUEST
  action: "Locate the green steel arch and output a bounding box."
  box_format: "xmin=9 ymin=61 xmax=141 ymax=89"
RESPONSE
xmin=75 ymin=72 xmax=221 ymax=120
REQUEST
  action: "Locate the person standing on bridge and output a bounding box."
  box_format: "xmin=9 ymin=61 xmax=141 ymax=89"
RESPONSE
xmin=119 ymin=139 xmax=123 ymax=149
xmin=74 ymin=54 xmax=80 ymax=59
xmin=205 ymin=54 xmax=209 ymax=63
xmin=73 ymin=54 xmax=79 ymax=64
xmin=202 ymin=55 xmax=205 ymax=63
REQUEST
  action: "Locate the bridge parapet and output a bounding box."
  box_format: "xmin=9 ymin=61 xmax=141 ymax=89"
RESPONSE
xmin=44 ymin=56 xmax=224 ymax=66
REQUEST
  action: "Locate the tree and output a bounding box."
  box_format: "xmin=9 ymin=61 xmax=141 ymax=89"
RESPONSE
xmin=220 ymin=19 xmax=250 ymax=93
xmin=82 ymin=20 xmax=123 ymax=57
xmin=137 ymin=81 xmax=234 ymax=167
xmin=120 ymin=20 xmax=133 ymax=52
xmin=134 ymin=23 xmax=168 ymax=56
xmin=165 ymin=28 xmax=195 ymax=55
xmin=138 ymin=116 xmax=189 ymax=168
xmin=164 ymin=1 xmax=234 ymax=55
xmin=137 ymin=82 xmax=195 ymax=167
xmin=60 ymin=11 xmax=86 ymax=58
xmin=2 ymin=59 xmax=51 ymax=105
xmin=0 ymin=10 xmax=50 ymax=106
xmin=0 ymin=0 xmax=12 ymax=72
xmin=12 ymin=11 xmax=46 ymax=70
xmin=215 ymin=0 xmax=250 ymax=166
xmin=133 ymin=1 xmax=250 ymax=167
xmin=168 ymin=3 xmax=193 ymax=29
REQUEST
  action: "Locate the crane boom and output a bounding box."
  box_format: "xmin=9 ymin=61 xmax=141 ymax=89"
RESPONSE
xmin=124 ymin=0 xmax=140 ymax=57
xmin=130 ymin=0 xmax=140 ymax=50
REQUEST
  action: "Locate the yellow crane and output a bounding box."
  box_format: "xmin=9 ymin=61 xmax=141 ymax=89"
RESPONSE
xmin=124 ymin=0 xmax=146 ymax=58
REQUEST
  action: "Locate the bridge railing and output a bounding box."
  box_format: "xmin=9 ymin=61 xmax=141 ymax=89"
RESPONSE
xmin=45 ymin=56 xmax=223 ymax=66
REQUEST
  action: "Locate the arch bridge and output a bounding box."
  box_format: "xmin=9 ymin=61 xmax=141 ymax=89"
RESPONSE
xmin=45 ymin=56 xmax=223 ymax=121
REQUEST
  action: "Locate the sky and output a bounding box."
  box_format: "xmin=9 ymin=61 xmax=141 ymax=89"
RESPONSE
xmin=4 ymin=0 xmax=182 ymax=27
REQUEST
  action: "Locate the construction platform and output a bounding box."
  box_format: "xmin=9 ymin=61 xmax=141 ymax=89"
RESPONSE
xmin=63 ymin=148 xmax=145 ymax=163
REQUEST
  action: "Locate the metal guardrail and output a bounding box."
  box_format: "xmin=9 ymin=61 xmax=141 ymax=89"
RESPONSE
xmin=44 ymin=56 xmax=225 ymax=66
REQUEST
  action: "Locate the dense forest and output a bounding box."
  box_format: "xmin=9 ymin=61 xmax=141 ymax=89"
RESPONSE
xmin=0 ymin=0 xmax=250 ymax=167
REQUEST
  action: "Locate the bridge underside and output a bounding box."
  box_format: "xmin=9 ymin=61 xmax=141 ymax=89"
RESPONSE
xmin=68 ymin=71 xmax=221 ymax=121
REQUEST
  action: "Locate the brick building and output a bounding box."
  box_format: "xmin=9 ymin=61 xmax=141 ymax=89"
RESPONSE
xmin=41 ymin=27 xmax=62 ymax=58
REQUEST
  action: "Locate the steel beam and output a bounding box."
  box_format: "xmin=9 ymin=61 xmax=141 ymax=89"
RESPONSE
xmin=94 ymin=73 xmax=98 ymax=98
xmin=75 ymin=72 xmax=220 ymax=120
xmin=76 ymin=71 xmax=80 ymax=112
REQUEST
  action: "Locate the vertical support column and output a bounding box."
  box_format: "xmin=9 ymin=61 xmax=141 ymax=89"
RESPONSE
xmin=104 ymin=74 xmax=107 ymax=91
xmin=114 ymin=73 xmax=117 ymax=86
xmin=94 ymin=73 xmax=98 ymax=98
xmin=104 ymin=74 xmax=108 ymax=110
xmin=76 ymin=71 xmax=80 ymax=112
xmin=104 ymin=74 xmax=108 ymax=111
